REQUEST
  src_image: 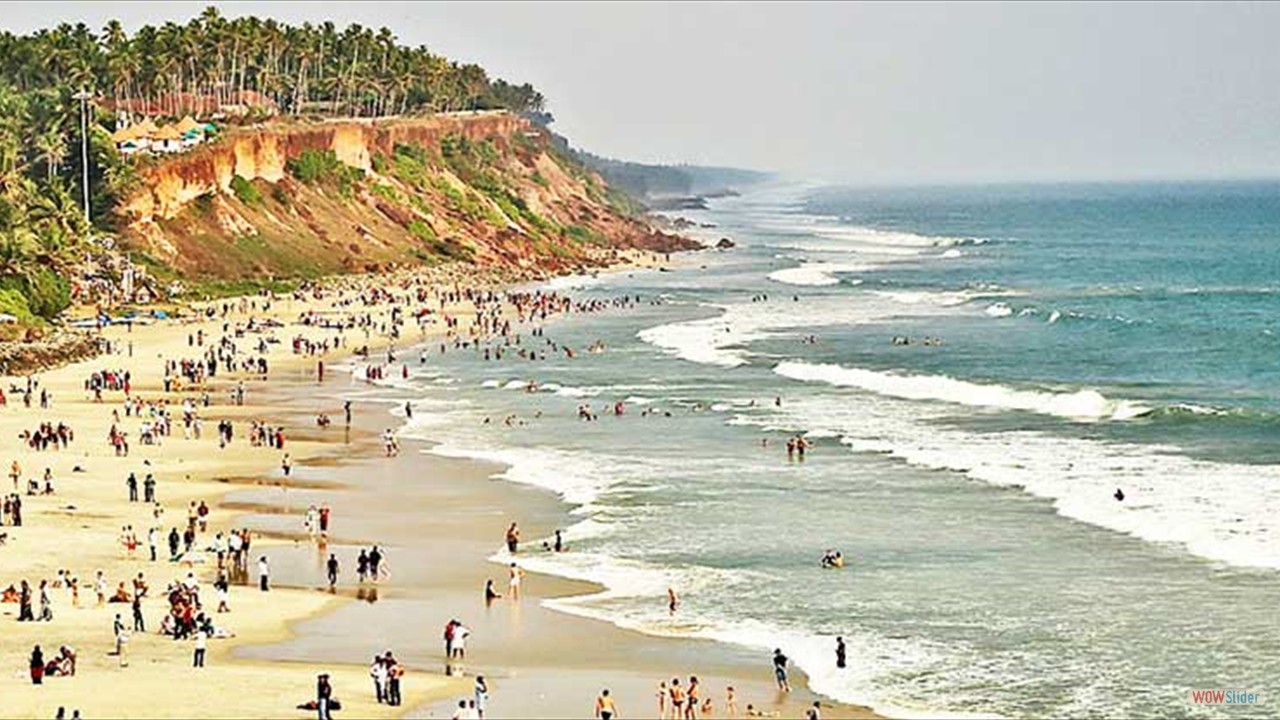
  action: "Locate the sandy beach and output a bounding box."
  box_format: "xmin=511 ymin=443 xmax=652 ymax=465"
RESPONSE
xmin=0 ymin=251 xmax=876 ymax=719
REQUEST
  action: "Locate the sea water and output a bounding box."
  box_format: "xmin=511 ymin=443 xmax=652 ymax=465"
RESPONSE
xmin=393 ymin=180 xmax=1280 ymax=718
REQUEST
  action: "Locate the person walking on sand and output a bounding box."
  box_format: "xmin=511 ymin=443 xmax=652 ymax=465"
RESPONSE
xmin=132 ymin=594 xmax=145 ymax=632
xmin=317 ymin=673 xmax=334 ymax=720
xmin=387 ymin=652 xmax=404 ymax=706
xmin=726 ymin=686 xmax=738 ymax=718
xmin=370 ymin=654 xmax=389 ymax=703
xmin=474 ymin=676 xmax=489 ymax=719
xmin=444 ymin=619 xmax=456 ymax=659
xmin=657 ymin=681 xmax=668 ymax=719
xmin=116 ymin=623 xmax=130 ymax=668
xmin=327 ymin=553 xmax=339 ymax=589
xmin=772 ymin=648 xmax=791 ymax=692
xmin=258 ymin=556 xmax=270 ymax=591
xmin=30 ymin=645 xmax=44 ymax=685
xmin=595 ymin=689 xmax=618 ymax=720
xmin=368 ymin=545 xmax=383 ymax=581
xmin=193 ymin=628 xmax=207 ymax=668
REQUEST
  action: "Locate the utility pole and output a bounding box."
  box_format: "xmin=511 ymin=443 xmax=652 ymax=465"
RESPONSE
xmin=72 ymin=89 xmax=93 ymax=226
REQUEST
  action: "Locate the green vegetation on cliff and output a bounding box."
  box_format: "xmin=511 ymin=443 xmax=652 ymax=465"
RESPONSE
xmin=0 ymin=7 xmax=547 ymax=119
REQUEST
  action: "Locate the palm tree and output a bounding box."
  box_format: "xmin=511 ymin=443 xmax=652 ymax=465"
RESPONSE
xmin=34 ymin=128 xmax=67 ymax=183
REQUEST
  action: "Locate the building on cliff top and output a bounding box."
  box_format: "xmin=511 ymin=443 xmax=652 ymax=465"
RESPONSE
xmin=112 ymin=116 xmax=213 ymax=156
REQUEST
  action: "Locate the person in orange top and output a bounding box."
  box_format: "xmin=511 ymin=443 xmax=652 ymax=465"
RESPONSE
xmin=670 ymin=677 xmax=686 ymax=718
xmin=595 ymin=689 xmax=617 ymax=720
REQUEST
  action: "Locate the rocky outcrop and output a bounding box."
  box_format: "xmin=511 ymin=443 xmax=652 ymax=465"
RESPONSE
xmin=0 ymin=331 xmax=102 ymax=375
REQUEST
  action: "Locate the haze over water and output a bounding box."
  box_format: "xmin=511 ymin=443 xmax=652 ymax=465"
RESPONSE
xmin=385 ymin=180 xmax=1280 ymax=718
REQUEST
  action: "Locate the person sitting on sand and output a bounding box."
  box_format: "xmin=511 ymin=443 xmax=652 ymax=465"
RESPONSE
xmin=109 ymin=582 xmax=132 ymax=603
xmin=45 ymin=646 xmax=75 ymax=677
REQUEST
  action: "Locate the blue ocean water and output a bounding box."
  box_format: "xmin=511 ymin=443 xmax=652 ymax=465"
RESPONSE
xmin=393 ymin=180 xmax=1280 ymax=718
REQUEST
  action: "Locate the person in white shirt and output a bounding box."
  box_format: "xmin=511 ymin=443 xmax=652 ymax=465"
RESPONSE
xmin=193 ymin=629 xmax=207 ymax=667
xmin=452 ymin=624 xmax=470 ymax=660
xmin=258 ymin=556 xmax=269 ymax=591
xmin=370 ymin=656 xmax=389 ymax=704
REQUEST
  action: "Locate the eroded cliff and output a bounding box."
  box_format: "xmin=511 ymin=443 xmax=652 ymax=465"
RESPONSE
xmin=117 ymin=111 xmax=697 ymax=285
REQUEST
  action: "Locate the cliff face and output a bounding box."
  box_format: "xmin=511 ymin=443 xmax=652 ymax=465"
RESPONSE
xmin=118 ymin=111 xmax=696 ymax=282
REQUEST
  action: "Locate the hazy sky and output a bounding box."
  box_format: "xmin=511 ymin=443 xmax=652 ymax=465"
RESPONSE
xmin=7 ymin=1 xmax=1280 ymax=184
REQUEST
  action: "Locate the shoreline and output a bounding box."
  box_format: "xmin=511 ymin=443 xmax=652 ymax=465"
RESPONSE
xmin=0 ymin=248 xmax=878 ymax=719
xmin=230 ymin=265 xmax=881 ymax=719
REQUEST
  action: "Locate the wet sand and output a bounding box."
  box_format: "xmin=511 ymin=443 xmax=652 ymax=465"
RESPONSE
xmin=233 ymin=369 xmax=880 ymax=719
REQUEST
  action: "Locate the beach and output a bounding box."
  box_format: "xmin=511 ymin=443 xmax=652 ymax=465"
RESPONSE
xmin=0 ymin=249 xmax=871 ymax=719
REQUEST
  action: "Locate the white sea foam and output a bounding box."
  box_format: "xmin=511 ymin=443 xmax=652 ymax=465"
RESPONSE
xmin=638 ymin=293 xmax=966 ymax=368
xmin=511 ymin=546 xmax=992 ymax=719
xmin=775 ymin=361 xmax=1152 ymax=422
xmin=767 ymin=262 xmax=873 ymax=286
xmin=985 ymin=302 xmax=1014 ymax=318
xmin=430 ymin=443 xmax=619 ymax=506
xmin=739 ymin=392 xmax=1280 ymax=570
xmin=873 ymin=289 xmax=1010 ymax=307
xmin=540 ymin=272 xmax=603 ymax=292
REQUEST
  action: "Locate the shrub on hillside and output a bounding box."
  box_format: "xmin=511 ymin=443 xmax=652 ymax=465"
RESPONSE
xmin=230 ymin=175 xmax=263 ymax=205
xmin=286 ymin=149 xmax=365 ymax=198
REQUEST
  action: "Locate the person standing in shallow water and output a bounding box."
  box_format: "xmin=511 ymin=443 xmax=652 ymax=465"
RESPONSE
xmin=506 ymin=522 xmax=520 ymax=553
xmin=835 ymin=636 xmax=847 ymax=669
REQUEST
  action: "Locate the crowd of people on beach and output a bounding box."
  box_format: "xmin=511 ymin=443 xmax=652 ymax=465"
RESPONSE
xmin=0 ymin=260 xmax=861 ymax=719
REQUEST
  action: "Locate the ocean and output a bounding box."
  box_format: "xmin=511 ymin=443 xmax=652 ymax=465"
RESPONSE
xmin=391 ymin=180 xmax=1280 ymax=718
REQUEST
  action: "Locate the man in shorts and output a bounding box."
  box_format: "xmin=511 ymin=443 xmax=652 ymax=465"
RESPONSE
xmin=773 ymin=648 xmax=791 ymax=691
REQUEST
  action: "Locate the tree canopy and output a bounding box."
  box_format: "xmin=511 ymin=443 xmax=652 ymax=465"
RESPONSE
xmin=0 ymin=7 xmax=548 ymax=118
